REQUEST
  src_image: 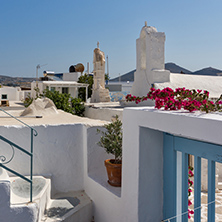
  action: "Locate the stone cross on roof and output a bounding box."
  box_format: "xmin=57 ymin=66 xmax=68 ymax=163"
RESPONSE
xmin=97 ymin=41 xmax=99 ymax=48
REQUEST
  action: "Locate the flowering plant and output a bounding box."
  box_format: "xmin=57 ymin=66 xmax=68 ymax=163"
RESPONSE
xmin=188 ymin=166 xmax=194 ymax=219
xmin=126 ymin=87 xmax=222 ymax=113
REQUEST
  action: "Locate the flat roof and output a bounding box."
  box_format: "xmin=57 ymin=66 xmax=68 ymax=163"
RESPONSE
xmin=155 ymin=73 xmax=222 ymax=98
xmin=42 ymin=81 xmax=88 ymax=87
xmin=0 ymin=109 xmax=107 ymax=127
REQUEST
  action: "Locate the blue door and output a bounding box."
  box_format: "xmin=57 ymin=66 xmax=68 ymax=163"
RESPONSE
xmin=163 ymin=133 xmax=222 ymax=222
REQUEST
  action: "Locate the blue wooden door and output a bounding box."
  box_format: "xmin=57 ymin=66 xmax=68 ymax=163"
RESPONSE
xmin=163 ymin=133 xmax=222 ymax=222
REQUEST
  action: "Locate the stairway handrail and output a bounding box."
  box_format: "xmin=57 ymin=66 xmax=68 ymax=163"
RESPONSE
xmin=0 ymin=107 xmax=38 ymax=202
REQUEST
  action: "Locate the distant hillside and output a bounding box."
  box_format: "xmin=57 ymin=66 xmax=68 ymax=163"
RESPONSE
xmin=0 ymin=75 xmax=35 ymax=87
xmin=192 ymin=67 xmax=222 ymax=76
xmin=110 ymin=69 xmax=136 ymax=82
xmin=165 ymin=63 xmax=192 ymax=74
xmin=110 ymin=63 xmax=222 ymax=82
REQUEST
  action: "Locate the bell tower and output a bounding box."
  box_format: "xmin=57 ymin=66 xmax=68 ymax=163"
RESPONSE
xmin=131 ymin=22 xmax=170 ymax=97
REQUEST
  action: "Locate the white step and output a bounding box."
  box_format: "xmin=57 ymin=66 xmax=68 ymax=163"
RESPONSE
xmin=0 ymin=171 xmax=93 ymax=222
xmin=0 ymin=168 xmax=40 ymax=222
xmin=10 ymin=175 xmax=51 ymax=221
xmin=42 ymin=191 xmax=92 ymax=222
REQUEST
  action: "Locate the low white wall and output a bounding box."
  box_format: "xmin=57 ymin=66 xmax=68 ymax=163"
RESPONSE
xmin=122 ymin=110 xmax=164 ymax=222
xmin=84 ymin=106 xmax=123 ymax=121
xmin=0 ymin=124 xmax=84 ymax=195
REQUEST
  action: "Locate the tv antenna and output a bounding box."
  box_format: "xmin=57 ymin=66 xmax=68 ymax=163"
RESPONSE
xmin=106 ymin=55 xmax=109 ymax=77
xmin=36 ymin=63 xmax=47 ymax=87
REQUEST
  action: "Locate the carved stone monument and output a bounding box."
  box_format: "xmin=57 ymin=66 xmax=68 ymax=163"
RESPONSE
xmin=91 ymin=42 xmax=110 ymax=103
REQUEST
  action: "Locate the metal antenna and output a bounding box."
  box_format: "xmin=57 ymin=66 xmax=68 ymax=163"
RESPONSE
xmin=36 ymin=63 xmax=47 ymax=87
xmin=106 ymin=55 xmax=109 ymax=76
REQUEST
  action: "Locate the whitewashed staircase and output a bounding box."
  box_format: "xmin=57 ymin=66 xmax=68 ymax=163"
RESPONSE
xmin=0 ymin=168 xmax=92 ymax=222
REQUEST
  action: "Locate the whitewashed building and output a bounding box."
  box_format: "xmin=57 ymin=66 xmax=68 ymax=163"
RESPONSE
xmin=31 ymin=72 xmax=89 ymax=100
xmin=0 ymin=86 xmax=30 ymax=106
xmin=130 ymin=22 xmax=222 ymax=99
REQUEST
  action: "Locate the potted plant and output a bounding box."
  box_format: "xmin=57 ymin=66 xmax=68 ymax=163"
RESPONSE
xmin=97 ymin=115 xmax=122 ymax=187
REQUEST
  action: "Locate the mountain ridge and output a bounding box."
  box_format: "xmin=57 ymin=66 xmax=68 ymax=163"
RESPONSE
xmin=110 ymin=63 xmax=222 ymax=81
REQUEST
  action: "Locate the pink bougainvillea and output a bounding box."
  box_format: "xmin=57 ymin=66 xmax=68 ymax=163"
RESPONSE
xmin=126 ymin=88 xmax=220 ymax=219
xmin=126 ymin=87 xmax=222 ymax=113
xmin=188 ymin=166 xmax=194 ymax=219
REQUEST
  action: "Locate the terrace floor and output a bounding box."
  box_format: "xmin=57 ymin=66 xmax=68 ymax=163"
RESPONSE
xmin=189 ymin=190 xmax=222 ymax=222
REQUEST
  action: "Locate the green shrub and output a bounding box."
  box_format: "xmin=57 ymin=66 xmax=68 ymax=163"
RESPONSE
xmin=78 ymin=73 xmax=93 ymax=101
xmin=71 ymin=98 xmax=85 ymax=117
xmin=23 ymin=93 xmax=33 ymax=107
xmin=43 ymin=90 xmax=73 ymax=114
xmin=23 ymin=88 xmax=85 ymax=117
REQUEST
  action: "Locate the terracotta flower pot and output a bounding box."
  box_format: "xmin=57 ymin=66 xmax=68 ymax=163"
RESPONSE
xmin=104 ymin=159 xmax=122 ymax=187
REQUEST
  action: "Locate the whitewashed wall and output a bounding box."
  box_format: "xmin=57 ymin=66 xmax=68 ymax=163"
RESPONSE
xmin=122 ymin=108 xmax=164 ymax=222
xmin=0 ymin=124 xmax=84 ymax=195
xmin=84 ymin=126 xmax=123 ymax=222
xmin=31 ymin=82 xmax=44 ymax=98
xmin=0 ymin=122 xmax=124 ymax=222
xmin=84 ymin=106 xmax=123 ymax=121
xmin=1 ymin=109 xmax=222 ymax=222
xmin=62 ymin=72 xmax=79 ymax=81
xmin=123 ymin=107 xmax=222 ymax=221
xmin=0 ymin=87 xmax=21 ymax=101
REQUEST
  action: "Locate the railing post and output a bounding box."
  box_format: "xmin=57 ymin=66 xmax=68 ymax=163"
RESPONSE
xmin=182 ymin=152 xmax=188 ymax=222
xmin=194 ymin=156 xmax=201 ymax=222
xmin=163 ymin=133 xmax=177 ymax=222
xmin=208 ymin=160 xmax=215 ymax=222
xmin=30 ymin=128 xmax=33 ymax=202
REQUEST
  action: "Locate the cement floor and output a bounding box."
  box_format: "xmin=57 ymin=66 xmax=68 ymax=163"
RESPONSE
xmin=189 ymin=190 xmax=222 ymax=222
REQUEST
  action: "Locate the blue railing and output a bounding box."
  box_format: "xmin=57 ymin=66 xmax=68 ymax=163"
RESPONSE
xmin=163 ymin=133 xmax=222 ymax=222
xmin=0 ymin=107 xmax=38 ymax=202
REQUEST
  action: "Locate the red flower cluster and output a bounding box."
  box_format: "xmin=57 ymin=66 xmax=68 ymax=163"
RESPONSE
xmin=126 ymin=87 xmax=222 ymax=113
xmin=188 ymin=166 xmax=194 ymax=219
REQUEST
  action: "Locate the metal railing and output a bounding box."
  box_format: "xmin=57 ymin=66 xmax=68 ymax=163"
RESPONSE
xmin=0 ymin=107 xmax=38 ymax=202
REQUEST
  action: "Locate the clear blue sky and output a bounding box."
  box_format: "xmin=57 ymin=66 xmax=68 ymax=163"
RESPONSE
xmin=1 ymin=0 xmax=222 ymax=78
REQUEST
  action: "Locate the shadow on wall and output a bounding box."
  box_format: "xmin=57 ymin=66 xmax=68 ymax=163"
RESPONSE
xmin=87 ymin=126 xmax=121 ymax=197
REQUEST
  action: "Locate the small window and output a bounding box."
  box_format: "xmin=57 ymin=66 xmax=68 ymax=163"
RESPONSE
xmin=51 ymin=87 xmax=55 ymax=92
xmin=1 ymin=101 xmax=7 ymax=105
xmin=1 ymin=94 xmax=7 ymax=100
xmin=62 ymin=87 xmax=69 ymax=94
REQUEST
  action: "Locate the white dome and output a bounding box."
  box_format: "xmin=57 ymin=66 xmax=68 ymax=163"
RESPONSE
xmin=140 ymin=25 xmax=157 ymax=38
